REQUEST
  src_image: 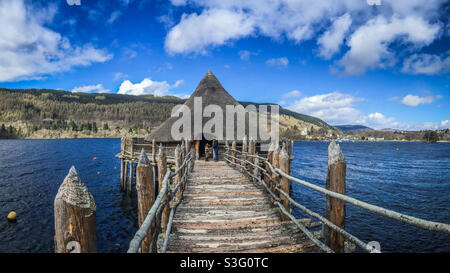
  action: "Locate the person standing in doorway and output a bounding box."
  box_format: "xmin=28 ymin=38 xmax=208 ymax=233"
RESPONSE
xmin=212 ymin=137 xmax=219 ymax=161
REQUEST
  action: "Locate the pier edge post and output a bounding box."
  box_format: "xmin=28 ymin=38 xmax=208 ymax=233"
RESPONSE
xmin=325 ymin=141 xmax=346 ymax=253
xmin=279 ymin=147 xmax=290 ymax=221
xmin=272 ymin=143 xmax=280 ymax=199
xmin=136 ymin=149 xmax=155 ymax=253
xmin=174 ymin=144 xmax=182 ymax=203
xmin=231 ymin=141 xmax=237 ymax=167
xmin=54 ymin=166 xmax=97 ymax=253
xmin=157 ymin=144 xmax=169 ymax=232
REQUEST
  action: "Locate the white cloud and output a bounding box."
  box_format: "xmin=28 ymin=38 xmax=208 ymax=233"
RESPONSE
xmin=286 ymin=91 xmax=364 ymax=125
xmin=165 ymin=1 xmax=447 ymax=75
xmin=282 ymin=90 xmax=302 ymax=99
xmin=284 ymin=90 xmax=449 ymax=130
xmin=266 ymin=57 xmax=289 ymax=68
xmin=317 ymin=13 xmax=352 ymax=59
xmin=113 ymin=72 xmax=128 ymax=82
xmin=108 ymin=11 xmax=122 ymax=24
xmin=118 ymin=78 xmax=183 ymax=96
xmin=401 ymin=94 xmax=435 ymax=107
xmin=337 ymin=15 xmax=440 ymax=75
xmin=165 ymin=9 xmax=254 ymax=55
xmin=402 ymin=53 xmax=450 ymax=75
xmin=239 ymin=50 xmax=259 ymax=61
xmin=0 ymin=0 xmax=112 ymax=82
xmin=72 ymin=84 xmax=110 ymax=93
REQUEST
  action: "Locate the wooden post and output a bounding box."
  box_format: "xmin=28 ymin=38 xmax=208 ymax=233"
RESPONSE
xmin=241 ymin=136 xmax=247 ymax=173
xmin=128 ymin=161 xmax=133 ymax=196
xmin=325 ymin=141 xmax=346 ymax=253
xmin=120 ymin=158 xmax=125 ymax=191
xmin=195 ymin=140 xmax=200 ymax=160
xmin=136 ymin=149 xmax=155 ymax=253
xmin=174 ymin=144 xmax=182 ymax=202
xmin=157 ymin=144 xmax=169 ymax=232
xmin=253 ymin=154 xmax=260 ymax=182
xmin=130 ymin=138 xmax=134 ymax=158
xmin=247 ymin=139 xmax=255 ymax=176
xmin=264 ymin=143 xmax=274 ymax=195
xmin=151 ymin=139 xmax=156 ymax=163
xmin=54 ymin=166 xmax=96 ymax=253
xmin=279 ymin=147 xmax=290 ymax=221
xmin=231 ymin=141 xmax=237 ymax=167
xmin=272 ymin=143 xmax=280 ymax=198
xmin=121 ymin=137 xmax=125 ymax=155
xmin=124 ymin=160 xmax=129 ymax=193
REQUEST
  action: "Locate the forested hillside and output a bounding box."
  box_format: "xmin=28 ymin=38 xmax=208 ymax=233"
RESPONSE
xmin=0 ymin=88 xmax=335 ymax=139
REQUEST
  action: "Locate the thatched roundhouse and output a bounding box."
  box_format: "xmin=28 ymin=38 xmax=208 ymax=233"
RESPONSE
xmin=144 ymin=71 xmax=272 ymax=160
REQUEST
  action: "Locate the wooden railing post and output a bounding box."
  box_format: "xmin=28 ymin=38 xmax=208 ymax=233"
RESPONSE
xmin=264 ymin=143 xmax=274 ymax=195
xmin=272 ymin=143 xmax=280 ymax=198
xmin=247 ymin=139 xmax=255 ymax=176
xmin=241 ymin=136 xmax=247 ymax=173
xmin=152 ymin=139 xmax=156 ymax=163
xmin=120 ymin=158 xmax=125 ymax=191
xmin=174 ymin=144 xmax=182 ymax=202
xmin=130 ymin=138 xmax=134 ymax=158
xmin=136 ymin=149 xmax=155 ymax=253
xmin=128 ymin=161 xmax=133 ymax=196
xmin=157 ymin=144 xmax=169 ymax=232
xmin=279 ymin=147 xmax=290 ymax=221
xmin=253 ymin=153 xmax=260 ymax=182
xmin=231 ymin=141 xmax=237 ymax=167
xmin=325 ymin=141 xmax=346 ymax=253
xmin=54 ymin=166 xmax=97 ymax=253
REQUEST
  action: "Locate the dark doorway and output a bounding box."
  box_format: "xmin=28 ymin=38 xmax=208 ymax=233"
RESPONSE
xmin=198 ymin=134 xmax=211 ymax=158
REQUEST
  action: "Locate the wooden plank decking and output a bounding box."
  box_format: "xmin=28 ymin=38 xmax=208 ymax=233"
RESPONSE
xmin=160 ymin=160 xmax=317 ymax=253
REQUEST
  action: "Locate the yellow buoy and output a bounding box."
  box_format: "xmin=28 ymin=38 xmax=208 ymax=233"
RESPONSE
xmin=7 ymin=211 xmax=17 ymax=222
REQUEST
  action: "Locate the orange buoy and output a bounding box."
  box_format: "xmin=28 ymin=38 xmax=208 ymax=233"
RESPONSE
xmin=93 ymin=157 xmax=97 ymax=161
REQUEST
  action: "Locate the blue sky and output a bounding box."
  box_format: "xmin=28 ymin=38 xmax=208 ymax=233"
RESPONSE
xmin=0 ymin=0 xmax=449 ymax=130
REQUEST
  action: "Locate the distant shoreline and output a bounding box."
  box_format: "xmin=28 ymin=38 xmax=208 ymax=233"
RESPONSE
xmin=1 ymin=136 xmax=448 ymax=143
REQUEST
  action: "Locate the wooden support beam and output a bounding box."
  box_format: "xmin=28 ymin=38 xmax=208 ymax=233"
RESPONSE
xmin=174 ymin=144 xmax=182 ymax=203
xmin=152 ymin=139 xmax=156 ymax=163
xmin=241 ymin=136 xmax=247 ymax=174
xmin=128 ymin=161 xmax=133 ymax=196
xmin=231 ymin=141 xmax=237 ymax=168
xmin=264 ymin=143 xmax=274 ymax=195
xmin=247 ymin=139 xmax=255 ymax=177
xmin=54 ymin=166 xmax=97 ymax=253
xmin=272 ymin=143 xmax=280 ymax=199
xmin=279 ymin=147 xmax=290 ymax=221
xmin=157 ymin=144 xmax=169 ymax=232
xmin=120 ymin=158 xmax=125 ymax=191
xmin=136 ymin=149 xmax=155 ymax=253
xmin=325 ymin=141 xmax=346 ymax=253
xmin=124 ymin=160 xmax=129 ymax=193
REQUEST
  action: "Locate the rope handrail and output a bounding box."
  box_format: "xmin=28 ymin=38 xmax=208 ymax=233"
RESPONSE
xmin=224 ymin=147 xmax=450 ymax=253
xmin=274 ymin=167 xmax=450 ymax=234
xmin=127 ymin=152 xmax=194 ymax=253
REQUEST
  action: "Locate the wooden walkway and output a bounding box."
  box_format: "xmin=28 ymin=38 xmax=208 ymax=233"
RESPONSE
xmin=161 ymin=160 xmax=317 ymax=253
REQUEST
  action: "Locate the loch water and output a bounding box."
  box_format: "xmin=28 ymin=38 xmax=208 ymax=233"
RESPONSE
xmin=0 ymin=139 xmax=448 ymax=252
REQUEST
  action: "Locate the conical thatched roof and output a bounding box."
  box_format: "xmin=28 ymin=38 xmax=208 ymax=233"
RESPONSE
xmin=145 ymin=71 xmax=267 ymax=142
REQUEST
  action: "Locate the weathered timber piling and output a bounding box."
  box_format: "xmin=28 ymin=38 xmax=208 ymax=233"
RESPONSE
xmin=231 ymin=141 xmax=237 ymax=167
xmin=272 ymin=143 xmax=280 ymax=199
xmin=123 ymin=161 xmax=129 ymax=193
xmin=241 ymin=136 xmax=247 ymax=174
xmin=247 ymin=139 xmax=255 ymax=177
xmin=174 ymin=144 xmax=182 ymax=202
xmin=128 ymin=161 xmax=133 ymax=196
xmin=151 ymin=139 xmax=156 ymax=163
xmin=325 ymin=141 xmax=346 ymax=253
xmin=120 ymin=158 xmax=125 ymax=191
xmin=263 ymin=142 xmax=274 ymax=195
xmin=157 ymin=144 xmax=169 ymax=231
xmin=136 ymin=149 xmax=155 ymax=253
xmin=54 ymin=166 xmax=97 ymax=253
xmin=279 ymin=147 xmax=290 ymax=221
xmin=253 ymin=154 xmax=260 ymax=182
